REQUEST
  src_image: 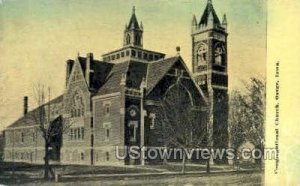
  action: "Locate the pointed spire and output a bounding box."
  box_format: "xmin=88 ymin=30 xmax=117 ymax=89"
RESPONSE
xmin=127 ymin=6 xmax=140 ymax=30
xmin=192 ymin=15 xmax=198 ymax=32
xmin=207 ymin=11 xmax=214 ymax=28
xmin=198 ymin=0 xmax=221 ymax=27
xmin=222 ymin=14 xmax=227 ymax=25
xmin=192 ymin=15 xmax=197 ymax=26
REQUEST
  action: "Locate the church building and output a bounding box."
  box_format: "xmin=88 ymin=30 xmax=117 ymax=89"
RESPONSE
xmin=3 ymin=0 xmax=228 ymax=165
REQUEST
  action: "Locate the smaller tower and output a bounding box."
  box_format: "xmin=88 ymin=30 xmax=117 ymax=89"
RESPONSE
xmin=124 ymin=6 xmax=143 ymax=48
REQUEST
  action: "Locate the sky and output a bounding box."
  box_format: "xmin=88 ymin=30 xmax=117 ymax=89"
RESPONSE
xmin=0 ymin=0 xmax=266 ymax=131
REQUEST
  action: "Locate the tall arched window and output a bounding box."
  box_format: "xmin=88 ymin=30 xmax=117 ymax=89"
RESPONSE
xmin=70 ymin=90 xmax=85 ymax=118
xmin=135 ymin=34 xmax=140 ymax=45
xmin=214 ymin=44 xmax=225 ymax=66
xmin=126 ymin=34 xmax=131 ymax=45
xmin=164 ymin=82 xmax=194 ymax=109
xmin=197 ymin=43 xmax=208 ymax=66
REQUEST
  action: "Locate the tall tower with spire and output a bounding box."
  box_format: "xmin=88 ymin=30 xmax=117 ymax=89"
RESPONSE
xmin=191 ymin=0 xmax=229 ymax=155
xmin=124 ymin=6 xmax=143 ymax=48
xmin=102 ymin=6 xmax=164 ymax=63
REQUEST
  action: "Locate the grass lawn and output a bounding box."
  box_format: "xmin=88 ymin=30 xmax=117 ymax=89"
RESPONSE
xmin=0 ymin=161 xmax=263 ymax=185
xmin=0 ymin=162 xmax=262 ymax=185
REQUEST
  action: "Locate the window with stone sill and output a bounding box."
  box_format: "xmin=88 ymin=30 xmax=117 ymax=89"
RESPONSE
xmin=70 ymin=90 xmax=85 ymax=118
xmin=81 ymin=128 xmax=84 ymax=139
xmin=103 ymin=122 xmax=111 ymax=141
xmin=104 ymin=103 xmax=111 ymax=117
xmin=80 ymin=152 xmax=84 ymax=161
xmin=106 ymin=129 xmax=110 ymax=140
xmin=197 ymin=43 xmax=208 ymax=66
xmin=128 ymin=121 xmax=138 ymax=142
xmin=78 ymin=128 xmax=81 ymax=139
xmin=21 ymin=132 xmax=24 ymax=143
xmin=106 ymin=152 xmax=110 ymax=161
xmin=70 ymin=127 xmax=84 ymax=141
xmin=70 ymin=129 xmax=73 ymax=140
xmin=32 ymin=132 xmax=36 ymax=142
xmin=149 ymin=113 xmax=156 ymax=129
xmin=74 ymin=128 xmax=77 ymax=140
xmin=214 ymin=45 xmax=225 ymax=66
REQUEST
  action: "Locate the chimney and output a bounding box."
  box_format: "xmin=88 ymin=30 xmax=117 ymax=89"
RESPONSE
xmin=66 ymin=60 xmax=74 ymax=87
xmin=23 ymin=96 xmax=28 ymax=116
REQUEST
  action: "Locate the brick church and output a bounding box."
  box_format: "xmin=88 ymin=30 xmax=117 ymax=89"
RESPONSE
xmin=3 ymin=0 xmax=229 ymax=165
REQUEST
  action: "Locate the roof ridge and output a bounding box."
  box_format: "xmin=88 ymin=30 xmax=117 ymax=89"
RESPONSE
xmin=6 ymin=95 xmax=64 ymax=129
xmin=149 ymin=56 xmax=179 ymax=65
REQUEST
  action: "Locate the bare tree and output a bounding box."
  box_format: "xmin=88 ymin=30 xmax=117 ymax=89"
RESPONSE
xmin=29 ymin=85 xmax=70 ymax=180
xmin=157 ymin=80 xmax=207 ymax=173
xmin=229 ymin=77 xmax=265 ymax=166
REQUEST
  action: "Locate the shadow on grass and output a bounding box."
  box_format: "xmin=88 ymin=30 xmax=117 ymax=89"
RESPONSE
xmin=0 ymin=173 xmax=45 ymax=185
xmin=63 ymin=165 xmax=159 ymax=176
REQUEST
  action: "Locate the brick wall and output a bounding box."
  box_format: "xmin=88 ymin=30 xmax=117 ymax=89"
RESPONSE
xmin=3 ymin=126 xmax=45 ymax=163
xmin=92 ymin=93 xmax=125 ymax=165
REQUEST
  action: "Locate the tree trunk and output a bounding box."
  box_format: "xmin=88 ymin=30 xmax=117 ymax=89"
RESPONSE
xmin=206 ymin=157 xmax=210 ymax=173
xmin=181 ymin=152 xmax=186 ymax=174
xmin=44 ymin=142 xmax=55 ymax=180
xmin=44 ymin=143 xmax=50 ymax=180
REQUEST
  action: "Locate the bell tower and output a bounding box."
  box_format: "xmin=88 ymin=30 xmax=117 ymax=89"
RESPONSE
xmin=192 ymin=0 xmax=229 ymax=153
xmin=124 ymin=6 xmax=143 ymax=48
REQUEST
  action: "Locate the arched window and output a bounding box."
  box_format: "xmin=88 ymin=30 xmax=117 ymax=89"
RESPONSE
xmin=135 ymin=34 xmax=140 ymax=45
xmin=70 ymin=90 xmax=85 ymax=118
xmin=164 ymin=82 xmax=194 ymax=109
xmin=197 ymin=43 xmax=207 ymax=66
xmin=214 ymin=45 xmax=225 ymax=65
xmin=126 ymin=34 xmax=131 ymax=45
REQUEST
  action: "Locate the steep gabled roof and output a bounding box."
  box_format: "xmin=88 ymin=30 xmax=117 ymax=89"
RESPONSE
xmin=96 ymin=62 xmax=130 ymax=96
xmin=90 ymin=60 xmax=114 ymax=90
xmin=146 ymin=56 xmax=179 ymax=94
xmin=126 ymin=61 xmax=148 ymax=89
xmin=146 ymin=56 xmax=208 ymax=104
xmin=199 ymin=0 xmax=221 ymax=26
xmin=95 ymin=57 xmax=180 ymax=96
xmin=6 ymin=95 xmax=63 ymax=129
